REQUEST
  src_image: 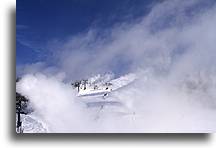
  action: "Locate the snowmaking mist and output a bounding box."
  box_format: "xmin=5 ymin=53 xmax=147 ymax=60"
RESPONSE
xmin=16 ymin=0 xmax=216 ymax=132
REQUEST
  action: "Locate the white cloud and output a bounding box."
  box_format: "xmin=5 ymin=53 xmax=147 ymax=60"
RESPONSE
xmin=17 ymin=0 xmax=216 ymax=132
xmin=38 ymin=0 xmax=215 ymax=81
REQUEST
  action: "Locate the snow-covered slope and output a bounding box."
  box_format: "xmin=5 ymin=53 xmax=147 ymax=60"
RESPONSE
xmin=16 ymin=73 xmax=138 ymax=133
xmin=110 ymin=73 xmax=137 ymax=91
xmin=16 ymin=71 xmax=216 ymax=133
xmin=16 ymin=114 xmax=47 ymax=133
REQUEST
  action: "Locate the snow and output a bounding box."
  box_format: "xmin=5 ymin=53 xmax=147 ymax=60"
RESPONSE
xmin=77 ymin=87 xmax=111 ymax=97
xmin=16 ymin=114 xmax=47 ymax=133
xmin=16 ymin=72 xmax=216 ymax=133
xmin=110 ymin=73 xmax=137 ymax=91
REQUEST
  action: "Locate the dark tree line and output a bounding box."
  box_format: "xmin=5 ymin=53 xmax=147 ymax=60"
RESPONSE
xmin=71 ymin=79 xmax=88 ymax=92
xmin=16 ymin=92 xmax=29 ymax=114
xmin=16 ymin=77 xmax=33 ymax=132
xmin=16 ymin=77 xmax=30 ymax=114
xmin=71 ymin=81 xmax=81 ymax=92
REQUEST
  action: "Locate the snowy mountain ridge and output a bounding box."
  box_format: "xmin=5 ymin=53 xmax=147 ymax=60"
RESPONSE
xmin=16 ymin=72 xmax=138 ymax=133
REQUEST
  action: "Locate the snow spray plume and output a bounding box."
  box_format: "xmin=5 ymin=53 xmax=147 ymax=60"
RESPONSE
xmin=17 ymin=0 xmax=216 ymax=132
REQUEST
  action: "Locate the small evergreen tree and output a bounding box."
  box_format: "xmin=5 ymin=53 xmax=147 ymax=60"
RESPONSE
xmin=16 ymin=77 xmax=32 ymax=132
xmin=71 ymin=81 xmax=81 ymax=92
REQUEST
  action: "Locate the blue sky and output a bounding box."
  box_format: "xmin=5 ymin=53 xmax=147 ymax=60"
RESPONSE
xmin=16 ymin=0 xmax=216 ymax=80
xmin=16 ymin=0 xmax=154 ymax=66
xmin=16 ymin=0 xmax=216 ymax=132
